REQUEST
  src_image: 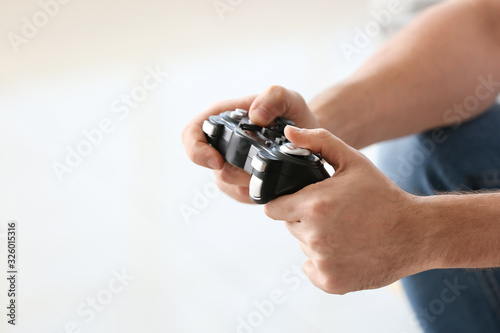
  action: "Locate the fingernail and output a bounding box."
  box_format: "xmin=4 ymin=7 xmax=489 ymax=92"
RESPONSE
xmin=207 ymin=158 xmax=220 ymax=170
xmin=251 ymin=107 xmax=271 ymax=124
xmin=286 ymin=125 xmax=301 ymax=132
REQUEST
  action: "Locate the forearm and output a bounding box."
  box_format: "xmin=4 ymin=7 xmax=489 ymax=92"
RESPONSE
xmin=311 ymin=0 xmax=500 ymax=149
xmin=413 ymin=193 xmax=500 ymax=271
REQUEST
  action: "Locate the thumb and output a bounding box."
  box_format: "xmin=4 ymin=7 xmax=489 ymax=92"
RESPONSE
xmin=284 ymin=125 xmax=359 ymax=170
xmin=248 ymin=86 xmax=317 ymax=128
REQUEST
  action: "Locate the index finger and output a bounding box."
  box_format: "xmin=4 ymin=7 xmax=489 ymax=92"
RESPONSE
xmin=263 ymin=183 xmax=317 ymax=222
xmin=182 ymin=94 xmax=257 ymax=169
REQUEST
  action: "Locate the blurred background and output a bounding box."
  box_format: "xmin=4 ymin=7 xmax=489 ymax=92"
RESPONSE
xmin=0 ymin=0 xmax=422 ymax=332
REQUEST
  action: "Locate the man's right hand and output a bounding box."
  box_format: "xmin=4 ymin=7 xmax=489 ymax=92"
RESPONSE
xmin=182 ymin=85 xmax=319 ymax=204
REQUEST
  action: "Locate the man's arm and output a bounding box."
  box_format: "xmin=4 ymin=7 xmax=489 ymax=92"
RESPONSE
xmin=311 ymin=0 xmax=500 ymax=148
xmin=182 ymin=0 xmax=500 ymax=203
xmin=261 ymin=0 xmax=500 ymax=293
xmin=264 ymin=126 xmax=500 ymax=294
xmin=418 ymin=192 xmax=500 ymax=270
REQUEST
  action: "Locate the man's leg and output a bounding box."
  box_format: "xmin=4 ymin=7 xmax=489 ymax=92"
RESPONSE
xmin=377 ymin=104 xmax=500 ymax=332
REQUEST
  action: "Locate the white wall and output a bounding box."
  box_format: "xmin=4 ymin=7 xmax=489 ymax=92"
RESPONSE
xmin=0 ymin=0 xmax=421 ymax=332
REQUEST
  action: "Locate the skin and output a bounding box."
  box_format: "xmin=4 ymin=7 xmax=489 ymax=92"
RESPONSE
xmin=182 ymin=0 xmax=500 ymax=294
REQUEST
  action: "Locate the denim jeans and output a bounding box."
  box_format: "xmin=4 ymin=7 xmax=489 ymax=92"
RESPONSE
xmin=377 ymin=104 xmax=500 ymax=333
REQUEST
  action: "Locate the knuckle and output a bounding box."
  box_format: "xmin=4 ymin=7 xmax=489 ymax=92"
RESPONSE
xmin=263 ymin=203 xmax=280 ymax=220
xmin=263 ymin=203 xmax=273 ymax=217
xmin=214 ymin=173 xmax=226 ymax=189
xmin=235 ymin=186 xmax=249 ymax=197
xmin=206 ymin=100 xmax=226 ymax=112
xmin=181 ymin=125 xmax=188 ymax=143
xmin=303 ymin=261 xmax=346 ymax=295
xmin=218 ymin=164 xmax=234 ymax=184
xmin=313 ymin=128 xmax=332 ymax=139
xmin=314 ymin=265 xmax=348 ymax=295
xmin=306 ymin=231 xmax=337 ymax=257
xmin=308 ymin=234 xmax=328 ymax=252
xmin=291 ymin=89 xmax=305 ymax=103
xmin=215 ymin=168 xmax=250 ymax=200
xmin=181 ymin=125 xmax=193 ymax=149
xmin=304 ymin=198 xmax=327 ymax=219
xmin=322 ymin=276 xmax=345 ymax=295
xmin=181 ymin=126 xmax=209 ymax=165
xmin=266 ymin=85 xmax=287 ymax=102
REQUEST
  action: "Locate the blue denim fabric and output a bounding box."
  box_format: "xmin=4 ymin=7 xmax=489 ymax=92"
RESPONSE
xmin=377 ymin=104 xmax=500 ymax=332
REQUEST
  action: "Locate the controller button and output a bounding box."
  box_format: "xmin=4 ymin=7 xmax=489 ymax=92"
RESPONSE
xmin=202 ymin=120 xmax=219 ymax=137
xmin=279 ymin=143 xmax=312 ymax=156
xmin=229 ymin=110 xmax=246 ymax=120
xmin=235 ymin=108 xmax=248 ymax=116
xmin=249 ymin=175 xmax=264 ymax=199
xmin=275 ymin=137 xmax=284 ymax=145
xmin=265 ymin=140 xmax=272 ymax=147
xmin=251 ymin=156 xmax=267 ymax=173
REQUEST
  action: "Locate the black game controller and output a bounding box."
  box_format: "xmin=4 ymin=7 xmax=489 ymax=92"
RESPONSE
xmin=202 ymin=109 xmax=330 ymax=204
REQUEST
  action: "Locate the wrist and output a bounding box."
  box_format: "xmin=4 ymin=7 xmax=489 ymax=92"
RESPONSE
xmin=308 ymin=80 xmax=380 ymax=149
xmin=396 ymin=194 xmax=444 ymax=275
xmin=404 ymin=193 xmax=500 ymax=271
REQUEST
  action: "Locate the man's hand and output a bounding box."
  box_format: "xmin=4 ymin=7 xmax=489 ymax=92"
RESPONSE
xmin=182 ymin=86 xmax=319 ymax=203
xmin=264 ymin=126 xmax=428 ymax=294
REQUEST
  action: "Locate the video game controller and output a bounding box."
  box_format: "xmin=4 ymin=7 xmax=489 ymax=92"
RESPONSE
xmin=202 ymin=109 xmax=330 ymax=204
